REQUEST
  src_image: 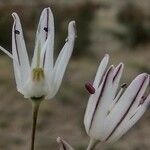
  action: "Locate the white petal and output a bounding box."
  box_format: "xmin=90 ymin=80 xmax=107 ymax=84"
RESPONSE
xmin=84 ymin=66 xmax=114 ymax=139
xmin=22 ymin=75 xmax=48 ymax=98
xmin=44 ymin=7 xmax=54 ymax=74
xmin=32 ymin=7 xmax=54 ymax=69
xmin=103 ymin=73 xmax=148 ymax=141
xmin=124 ymin=74 xmax=149 ymax=117
xmin=12 ymin=13 xmax=30 ymax=88
xmin=93 ymin=54 xmax=109 ymax=89
xmin=46 ymin=21 xmax=76 ymax=99
xmin=107 ymin=76 xmax=149 ymax=143
xmin=84 ymin=89 xmax=101 ymax=134
xmin=13 ymin=62 xmax=23 ymax=92
xmin=0 ymin=46 xmax=21 ymax=90
xmin=108 ymin=98 xmax=149 ymax=143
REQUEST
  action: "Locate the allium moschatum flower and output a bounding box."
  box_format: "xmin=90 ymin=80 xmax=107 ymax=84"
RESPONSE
xmin=57 ymin=137 xmax=74 ymax=150
xmin=0 ymin=7 xmax=76 ymax=150
xmin=84 ymin=54 xmax=150 ymax=149
xmin=0 ymin=7 xmax=76 ymax=100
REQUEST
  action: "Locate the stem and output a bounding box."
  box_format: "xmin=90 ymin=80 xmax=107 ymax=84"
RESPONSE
xmin=86 ymin=138 xmax=99 ymax=150
xmin=30 ymin=99 xmax=42 ymax=150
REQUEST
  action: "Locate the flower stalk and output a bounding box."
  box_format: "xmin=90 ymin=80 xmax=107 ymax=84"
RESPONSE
xmin=30 ymin=99 xmax=42 ymax=150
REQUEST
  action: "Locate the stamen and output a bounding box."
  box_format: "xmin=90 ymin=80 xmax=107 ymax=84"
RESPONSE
xmin=32 ymin=68 xmax=44 ymax=81
xmin=139 ymin=95 xmax=146 ymax=106
xmin=14 ymin=29 xmax=20 ymax=34
xmin=121 ymin=83 xmax=127 ymax=88
xmin=85 ymin=82 xmax=95 ymax=94
xmin=114 ymin=83 xmax=127 ymax=102
xmin=107 ymin=83 xmax=127 ymax=115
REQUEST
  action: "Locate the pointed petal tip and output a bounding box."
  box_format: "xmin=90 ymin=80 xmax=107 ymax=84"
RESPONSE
xmin=104 ymin=53 xmax=109 ymax=58
xmin=142 ymin=73 xmax=149 ymax=82
xmin=56 ymin=136 xmax=62 ymax=143
xmin=140 ymin=72 xmax=148 ymax=77
xmin=113 ymin=63 xmax=124 ymax=81
xmin=68 ymin=21 xmax=77 ymax=38
xmin=135 ymin=73 xmax=148 ymax=82
xmin=56 ymin=137 xmax=73 ymax=150
xmin=12 ymin=12 xmax=18 ymax=20
xmin=40 ymin=7 xmax=53 ymax=19
xmin=98 ymin=53 xmax=109 ymax=67
xmin=102 ymin=53 xmax=109 ymax=62
xmin=119 ymin=62 xmax=124 ymax=67
xmin=42 ymin=7 xmax=51 ymax=13
xmin=110 ymin=65 xmax=114 ymax=70
xmin=114 ymin=63 xmax=124 ymax=72
xmin=46 ymin=7 xmax=50 ymax=10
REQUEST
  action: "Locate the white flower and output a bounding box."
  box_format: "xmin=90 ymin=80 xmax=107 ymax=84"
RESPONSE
xmin=0 ymin=7 xmax=76 ymax=100
xmin=84 ymin=54 xmax=150 ymax=143
xmin=56 ymin=137 xmax=74 ymax=150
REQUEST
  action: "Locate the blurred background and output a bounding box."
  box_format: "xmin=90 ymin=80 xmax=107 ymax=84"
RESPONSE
xmin=0 ymin=0 xmax=150 ymax=149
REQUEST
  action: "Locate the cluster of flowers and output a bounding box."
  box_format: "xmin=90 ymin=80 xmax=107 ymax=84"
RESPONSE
xmin=0 ymin=7 xmax=149 ymax=150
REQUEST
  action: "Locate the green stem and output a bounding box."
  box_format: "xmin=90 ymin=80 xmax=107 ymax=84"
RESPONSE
xmin=86 ymin=138 xmax=99 ymax=150
xmin=30 ymin=100 xmax=42 ymax=150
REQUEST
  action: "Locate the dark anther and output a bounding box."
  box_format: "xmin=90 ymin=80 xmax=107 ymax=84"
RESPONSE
xmin=85 ymin=82 xmax=95 ymax=94
xmin=141 ymin=96 xmax=146 ymax=99
xmin=139 ymin=96 xmax=147 ymax=105
xmin=44 ymin=27 xmax=48 ymax=32
xmin=121 ymin=83 xmax=127 ymax=88
xmin=14 ymin=30 xmax=20 ymax=34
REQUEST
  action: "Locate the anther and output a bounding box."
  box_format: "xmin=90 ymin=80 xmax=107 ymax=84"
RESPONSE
xmin=121 ymin=83 xmax=127 ymax=88
xmin=85 ymin=82 xmax=95 ymax=94
xmin=139 ymin=96 xmax=146 ymax=105
xmin=44 ymin=27 xmax=48 ymax=32
xmin=14 ymin=30 xmax=20 ymax=34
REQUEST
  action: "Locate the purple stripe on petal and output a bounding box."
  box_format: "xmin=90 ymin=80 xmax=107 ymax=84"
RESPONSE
xmin=45 ymin=8 xmax=49 ymax=40
xmin=139 ymin=96 xmax=147 ymax=106
xmin=43 ymin=8 xmax=49 ymax=67
xmin=89 ymin=66 xmax=113 ymax=131
xmin=113 ymin=64 xmax=122 ymax=82
xmin=62 ymin=142 xmax=67 ymax=150
xmin=105 ymin=75 xmax=147 ymax=141
xmin=14 ymin=22 xmax=20 ymax=65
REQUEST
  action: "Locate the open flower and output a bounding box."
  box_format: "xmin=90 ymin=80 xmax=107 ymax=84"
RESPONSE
xmin=0 ymin=7 xmax=76 ymax=100
xmin=84 ymin=54 xmax=150 ymax=145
